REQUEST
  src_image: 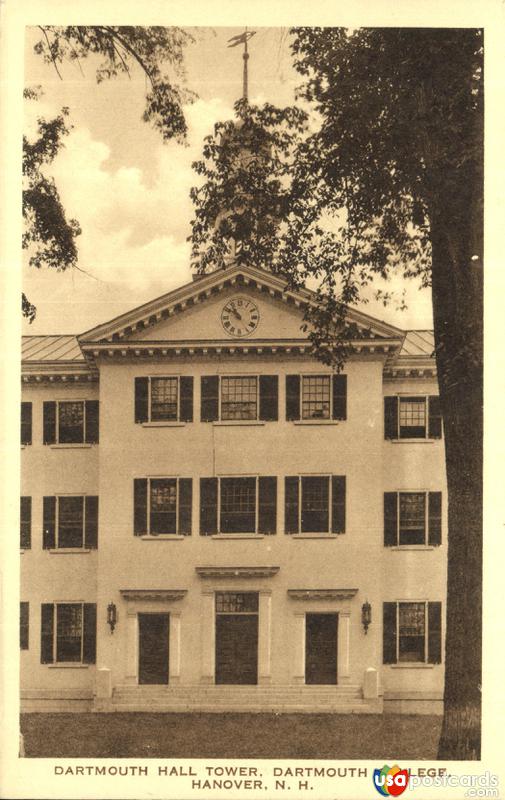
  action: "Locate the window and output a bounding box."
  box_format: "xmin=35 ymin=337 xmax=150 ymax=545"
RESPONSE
xmin=21 ymin=402 xmax=32 ymax=445
xmin=42 ymin=496 xmax=98 ymax=550
xmin=134 ymin=376 xmax=193 ymax=423
xmin=20 ymin=496 xmax=31 ymax=549
xmin=43 ymin=400 xmax=99 ymax=444
xmin=285 ymin=475 xmax=346 ymax=534
xmin=133 ymin=477 xmax=192 ymax=536
xmin=20 ymin=602 xmax=29 ymax=650
xmin=201 ymin=375 xmax=278 ymax=422
xmin=384 ymin=491 xmax=442 ymax=546
xmin=286 ymin=374 xmax=347 ymax=421
xmin=40 ymin=603 xmax=96 ymax=664
xmin=384 ymin=395 xmax=442 ymax=440
xmin=383 ymin=601 xmax=442 ymax=664
xmin=200 ymin=476 xmax=277 ymax=535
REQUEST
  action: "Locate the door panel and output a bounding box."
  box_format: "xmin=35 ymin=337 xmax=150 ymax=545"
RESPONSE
xmin=138 ymin=613 xmax=169 ymax=685
xmin=215 ymin=615 xmax=258 ymax=685
xmin=305 ymin=613 xmax=338 ymax=685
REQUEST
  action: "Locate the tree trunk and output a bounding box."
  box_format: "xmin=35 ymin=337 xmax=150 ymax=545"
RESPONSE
xmin=429 ymin=184 xmax=483 ymax=759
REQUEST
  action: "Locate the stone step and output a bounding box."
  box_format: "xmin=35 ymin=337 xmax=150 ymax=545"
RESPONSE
xmin=105 ymin=702 xmax=377 ymax=714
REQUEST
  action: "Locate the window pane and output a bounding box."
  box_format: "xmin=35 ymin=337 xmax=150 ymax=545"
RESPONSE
xmin=56 ymin=604 xmax=82 ymax=662
xmin=151 ymin=378 xmax=178 ymax=421
xmin=150 ymin=479 xmax=177 ymax=534
xmin=399 ymin=602 xmax=425 ymax=662
xmin=220 ymin=477 xmax=256 ymax=533
xmin=302 ymin=376 xmax=330 ymax=420
xmin=58 ymin=496 xmax=84 ymax=548
xmin=58 ymin=401 xmax=84 ymax=443
xmin=216 ymin=592 xmax=259 ymax=613
xmin=221 ymin=377 xmax=257 ymax=420
xmin=399 ymin=397 xmax=426 ymax=438
xmin=301 ymin=476 xmax=329 ymax=532
xmin=399 ymin=493 xmax=426 ymax=545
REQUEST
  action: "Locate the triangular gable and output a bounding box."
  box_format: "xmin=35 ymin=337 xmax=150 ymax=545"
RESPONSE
xmin=78 ymin=263 xmax=405 ymax=345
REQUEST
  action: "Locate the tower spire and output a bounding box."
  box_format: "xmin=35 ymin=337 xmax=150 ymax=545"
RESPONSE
xmin=227 ymin=29 xmax=257 ymax=102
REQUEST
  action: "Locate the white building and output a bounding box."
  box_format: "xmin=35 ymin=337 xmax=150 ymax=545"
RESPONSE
xmin=20 ymin=263 xmax=446 ymax=714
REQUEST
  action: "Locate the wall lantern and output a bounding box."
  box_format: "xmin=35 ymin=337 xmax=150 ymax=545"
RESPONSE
xmin=361 ymin=600 xmax=372 ymax=634
xmin=107 ymin=602 xmax=117 ymax=634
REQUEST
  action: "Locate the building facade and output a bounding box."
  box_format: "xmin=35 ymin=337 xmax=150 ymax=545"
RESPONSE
xmin=20 ymin=263 xmax=446 ymax=714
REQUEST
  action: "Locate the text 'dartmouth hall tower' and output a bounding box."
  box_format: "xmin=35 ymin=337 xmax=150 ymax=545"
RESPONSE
xmin=20 ymin=262 xmax=446 ymax=714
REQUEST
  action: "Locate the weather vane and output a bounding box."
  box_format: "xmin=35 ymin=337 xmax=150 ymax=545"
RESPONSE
xmin=227 ymin=28 xmax=257 ymax=101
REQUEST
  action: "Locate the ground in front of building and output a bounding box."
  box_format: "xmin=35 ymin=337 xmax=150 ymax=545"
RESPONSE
xmin=21 ymin=712 xmax=442 ymax=759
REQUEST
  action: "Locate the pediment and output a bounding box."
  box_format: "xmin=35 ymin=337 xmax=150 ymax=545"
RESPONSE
xmin=78 ymin=265 xmax=404 ymax=351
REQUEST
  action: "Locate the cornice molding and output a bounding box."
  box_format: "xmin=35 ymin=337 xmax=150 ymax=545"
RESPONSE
xmin=120 ymin=589 xmax=187 ymax=602
xmin=21 ymin=363 xmax=98 ymax=383
xmin=287 ymin=588 xmax=359 ymax=601
xmin=196 ymin=566 xmax=280 ymax=579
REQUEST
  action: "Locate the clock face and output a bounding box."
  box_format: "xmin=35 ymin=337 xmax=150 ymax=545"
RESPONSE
xmin=221 ymin=297 xmax=260 ymax=337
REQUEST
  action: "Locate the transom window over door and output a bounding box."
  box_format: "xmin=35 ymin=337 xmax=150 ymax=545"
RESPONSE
xmin=221 ymin=377 xmax=257 ymax=420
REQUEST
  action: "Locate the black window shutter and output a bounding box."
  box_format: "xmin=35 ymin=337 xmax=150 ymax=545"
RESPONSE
xmin=179 ymin=377 xmax=194 ymax=422
xmin=85 ymin=496 xmax=99 ymax=549
xmin=134 ymin=478 xmax=148 ymax=535
xmin=83 ymin=603 xmax=97 ymax=664
xmin=43 ymin=497 xmax=56 ymax=549
xmin=21 ymin=402 xmax=32 ymax=445
xmin=40 ymin=603 xmax=54 ymax=663
xmin=384 ymin=492 xmax=398 ymax=547
xmin=258 ymin=477 xmax=277 ymax=534
xmin=178 ymin=478 xmax=192 ymax=535
xmin=20 ymin=602 xmax=29 ymax=650
xmin=428 ymin=492 xmax=442 ymax=546
xmin=200 ymin=376 xmax=219 ymax=422
xmin=20 ymin=496 xmax=32 ymax=549
xmin=428 ymin=396 xmax=442 ymax=439
xmin=259 ymin=376 xmax=278 ymax=421
xmin=284 ymin=476 xmax=299 ymax=534
xmin=134 ymin=377 xmax=149 ymax=423
xmin=331 ymin=476 xmax=346 ymax=533
xmin=200 ymin=477 xmax=218 ymax=535
xmin=383 ymin=602 xmax=397 ymax=664
xmin=332 ymin=375 xmax=347 ymax=420
xmin=286 ymin=375 xmax=300 ymax=421
xmin=85 ymin=401 xmax=99 ymax=443
xmin=384 ymin=396 xmax=398 ymax=439
xmin=428 ymin=602 xmax=442 ymax=664
xmin=43 ymin=401 xmax=56 ymax=444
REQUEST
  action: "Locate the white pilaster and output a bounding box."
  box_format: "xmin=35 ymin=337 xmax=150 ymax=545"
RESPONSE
xmin=293 ymin=613 xmax=306 ymax=684
xmin=337 ymin=611 xmax=351 ymax=682
xmin=200 ymin=591 xmax=215 ymax=684
xmin=258 ymin=592 xmax=272 ymax=684
xmin=169 ymin=612 xmax=181 ymax=684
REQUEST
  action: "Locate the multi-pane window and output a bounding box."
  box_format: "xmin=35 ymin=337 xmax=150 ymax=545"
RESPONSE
xmin=221 ymin=477 xmax=257 ymax=532
xmin=20 ymin=496 xmax=31 ymax=549
xmin=199 ymin=476 xmax=277 ymax=535
xmin=43 ymin=400 xmax=99 ymax=444
xmin=384 ymin=395 xmax=442 ymax=440
xmin=286 ymin=374 xmax=347 ymax=421
xmin=221 ymin=377 xmax=257 ymax=421
xmin=133 ymin=477 xmax=192 ymax=536
xmin=215 ymin=592 xmax=259 ymax=613
xmin=43 ymin=496 xmax=98 ymax=550
xmin=41 ymin=603 xmax=96 ymax=664
xmin=383 ymin=601 xmax=442 ymax=665
xmin=20 ymin=602 xmax=29 ymax=650
xmin=301 ymin=376 xmax=331 ymax=420
xmin=384 ymin=491 xmax=442 ymax=547
xmin=134 ymin=376 xmax=193 ymax=424
xmin=285 ymin=475 xmax=346 ymax=534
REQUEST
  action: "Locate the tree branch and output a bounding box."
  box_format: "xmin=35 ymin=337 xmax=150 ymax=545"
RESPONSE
xmin=38 ymin=26 xmax=63 ymax=81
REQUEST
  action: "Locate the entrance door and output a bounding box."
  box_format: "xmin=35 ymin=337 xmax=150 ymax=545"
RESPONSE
xmin=138 ymin=613 xmax=169 ymax=685
xmin=215 ymin=592 xmax=258 ymax=685
xmin=305 ymin=613 xmax=338 ymax=685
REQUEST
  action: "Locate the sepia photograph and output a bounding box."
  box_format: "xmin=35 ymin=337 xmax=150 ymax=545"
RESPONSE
xmin=2 ymin=2 xmax=501 ymax=798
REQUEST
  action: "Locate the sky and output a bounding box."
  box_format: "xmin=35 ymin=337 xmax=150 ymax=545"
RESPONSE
xmin=22 ymin=26 xmax=434 ymax=336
